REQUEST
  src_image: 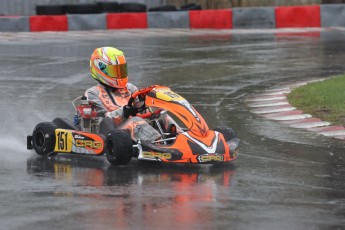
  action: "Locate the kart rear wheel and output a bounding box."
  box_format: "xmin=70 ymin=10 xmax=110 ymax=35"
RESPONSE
xmin=32 ymin=122 xmax=57 ymax=157
xmin=214 ymin=126 xmax=238 ymax=141
xmin=105 ymin=129 xmax=133 ymax=166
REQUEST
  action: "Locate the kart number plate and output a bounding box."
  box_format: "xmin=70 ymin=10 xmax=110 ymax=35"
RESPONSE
xmin=54 ymin=129 xmax=73 ymax=152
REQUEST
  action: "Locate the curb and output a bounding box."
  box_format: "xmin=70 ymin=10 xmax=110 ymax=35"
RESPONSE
xmin=1 ymin=4 xmax=345 ymax=32
xmin=245 ymin=79 xmax=345 ymax=141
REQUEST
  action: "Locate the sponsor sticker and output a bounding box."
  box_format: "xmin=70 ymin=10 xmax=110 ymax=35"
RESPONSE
xmin=74 ymin=134 xmax=85 ymax=139
xmin=197 ymin=154 xmax=224 ymax=163
xmin=54 ymin=129 xmax=73 ymax=152
xmin=142 ymin=151 xmax=172 ymax=160
xmin=75 ymin=139 xmax=103 ymax=149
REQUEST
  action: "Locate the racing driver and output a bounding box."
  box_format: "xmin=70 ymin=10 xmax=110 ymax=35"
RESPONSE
xmin=85 ymin=46 xmax=162 ymax=142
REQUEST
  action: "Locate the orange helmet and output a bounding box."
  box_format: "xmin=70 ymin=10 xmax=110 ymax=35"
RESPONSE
xmin=90 ymin=47 xmax=128 ymax=88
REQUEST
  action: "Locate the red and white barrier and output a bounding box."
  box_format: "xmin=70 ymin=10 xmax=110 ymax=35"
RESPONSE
xmin=275 ymin=5 xmax=320 ymax=28
xmin=107 ymin=13 xmax=147 ymax=29
xmin=0 ymin=5 xmax=343 ymax=32
xmin=0 ymin=16 xmax=29 ymax=32
xmin=189 ymin=10 xmax=232 ymax=29
xmin=29 ymin=15 xmax=68 ymax=32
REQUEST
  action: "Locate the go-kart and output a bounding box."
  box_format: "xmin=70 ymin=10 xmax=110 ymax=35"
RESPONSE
xmin=27 ymin=85 xmax=239 ymax=165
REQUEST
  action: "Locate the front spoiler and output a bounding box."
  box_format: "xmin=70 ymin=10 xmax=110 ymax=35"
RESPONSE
xmin=137 ymin=137 xmax=240 ymax=164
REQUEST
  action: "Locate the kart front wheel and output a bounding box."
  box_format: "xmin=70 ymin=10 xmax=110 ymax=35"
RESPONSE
xmin=105 ymin=129 xmax=133 ymax=166
xmin=214 ymin=126 xmax=238 ymax=142
xmin=32 ymin=122 xmax=57 ymax=157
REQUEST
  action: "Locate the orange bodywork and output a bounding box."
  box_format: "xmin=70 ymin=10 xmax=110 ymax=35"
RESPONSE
xmin=157 ymin=130 xmax=234 ymax=163
xmin=138 ymin=85 xmax=237 ymax=163
xmin=145 ymin=86 xmax=209 ymax=137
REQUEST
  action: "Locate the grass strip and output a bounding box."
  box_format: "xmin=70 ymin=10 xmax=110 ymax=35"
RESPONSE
xmin=287 ymin=75 xmax=345 ymax=125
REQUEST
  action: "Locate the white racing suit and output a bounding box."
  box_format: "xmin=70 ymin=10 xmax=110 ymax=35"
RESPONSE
xmin=84 ymin=83 xmax=161 ymax=142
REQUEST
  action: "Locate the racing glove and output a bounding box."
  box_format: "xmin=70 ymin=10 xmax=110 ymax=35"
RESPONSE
xmin=123 ymin=105 xmax=139 ymax=118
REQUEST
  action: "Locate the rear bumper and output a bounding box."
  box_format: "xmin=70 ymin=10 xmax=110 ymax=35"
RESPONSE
xmin=27 ymin=135 xmax=33 ymax=150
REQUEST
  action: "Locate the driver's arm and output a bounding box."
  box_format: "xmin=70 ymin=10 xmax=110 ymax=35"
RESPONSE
xmin=127 ymin=83 xmax=144 ymax=109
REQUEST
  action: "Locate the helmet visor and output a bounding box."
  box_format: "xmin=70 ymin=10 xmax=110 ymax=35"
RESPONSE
xmin=104 ymin=63 xmax=128 ymax=79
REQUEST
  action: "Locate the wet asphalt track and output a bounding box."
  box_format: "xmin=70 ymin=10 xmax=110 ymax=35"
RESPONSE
xmin=0 ymin=28 xmax=345 ymax=230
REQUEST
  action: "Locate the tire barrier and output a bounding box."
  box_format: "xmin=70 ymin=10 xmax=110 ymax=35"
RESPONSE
xmin=233 ymin=7 xmax=275 ymax=29
xmin=68 ymin=14 xmax=107 ymax=31
xmin=148 ymin=5 xmax=178 ymax=12
xmin=36 ymin=5 xmax=66 ymax=15
xmin=189 ymin=10 xmax=232 ymax=29
xmin=65 ymin=4 xmax=102 ymax=14
xmin=148 ymin=11 xmax=189 ymax=28
xmin=321 ymin=0 xmax=345 ymax=3
xmin=98 ymin=2 xmax=121 ymax=13
xmin=180 ymin=3 xmax=202 ymax=11
xmin=36 ymin=2 xmax=147 ymax=15
xmin=120 ymin=3 xmax=147 ymax=13
xmin=0 ymin=16 xmax=29 ymax=32
xmin=275 ymin=5 xmax=321 ymax=28
xmin=107 ymin=13 xmax=147 ymax=29
xmin=321 ymin=4 xmax=345 ymax=27
xmin=2 ymin=5 xmax=345 ymax=32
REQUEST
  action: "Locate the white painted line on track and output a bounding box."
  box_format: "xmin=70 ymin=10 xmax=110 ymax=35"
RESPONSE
xmin=264 ymin=87 xmax=291 ymax=92
xmin=269 ymin=114 xmax=312 ymax=121
xmin=263 ymin=110 xmax=303 ymax=117
xmin=308 ymin=126 xmax=345 ymax=132
xmin=280 ymin=117 xmax=322 ymax=124
xmin=259 ymin=90 xmax=291 ymax=96
xmin=246 ymin=96 xmax=286 ymax=102
xmin=319 ymin=130 xmax=345 ymax=137
xmin=290 ymin=122 xmax=331 ymax=129
xmin=335 ymin=136 xmax=345 ymax=140
xmin=250 ymin=106 xmax=296 ymax=114
xmin=247 ymin=101 xmax=289 ymax=108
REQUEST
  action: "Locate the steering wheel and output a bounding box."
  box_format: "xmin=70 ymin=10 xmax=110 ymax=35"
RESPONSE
xmin=127 ymin=85 xmax=162 ymax=119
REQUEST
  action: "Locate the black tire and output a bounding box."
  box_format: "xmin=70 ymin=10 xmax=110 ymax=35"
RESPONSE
xmin=106 ymin=129 xmax=133 ymax=166
xmin=214 ymin=126 xmax=238 ymax=142
xmin=120 ymin=3 xmax=147 ymax=12
xmin=32 ymin=122 xmax=57 ymax=156
xmin=180 ymin=3 xmax=201 ymax=11
xmin=148 ymin=5 xmax=177 ymax=12
xmin=97 ymin=2 xmax=121 ymax=13
xmin=52 ymin=118 xmax=79 ymax=130
xmin=65 ymin=4 xmax=102 ymax=14
xmin=36 ymin=5 xmax=66 ymax=15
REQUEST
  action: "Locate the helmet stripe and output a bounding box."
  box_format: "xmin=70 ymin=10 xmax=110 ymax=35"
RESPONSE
xmin=102 ymin=47 xmax=110 ymax=63
xmin=116 ymin=55 xmax=126 ymax=65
